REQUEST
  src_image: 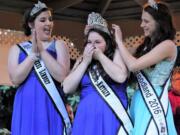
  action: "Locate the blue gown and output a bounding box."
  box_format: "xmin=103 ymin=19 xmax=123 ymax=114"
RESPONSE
xmin=130 ymin=59 xmax=177 ymax=135
xmin=11 ymin=40 xmax=64 ymax=135
xmin=72 ymin=72 xmax=128 ymax=135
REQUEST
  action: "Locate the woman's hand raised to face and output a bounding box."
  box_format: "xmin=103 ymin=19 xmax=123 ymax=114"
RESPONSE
xmin=36 ymin=39 xmax=44 ymax=53
xmin=31 ymin=29 xmax=44 ymax=55
xmin=82 ymin=44 xmax=95 ymax=65
xmin=93 ymin=47 xmax=103 ymax=60
xmin=31 ymin=29 xmax=39 ymax=54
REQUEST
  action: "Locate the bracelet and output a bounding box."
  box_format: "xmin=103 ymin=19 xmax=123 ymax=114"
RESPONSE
xmin=29 ymin=52 xmax=39 ymax=61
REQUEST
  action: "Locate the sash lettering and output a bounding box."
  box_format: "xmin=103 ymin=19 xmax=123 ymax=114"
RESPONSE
xmin=34 ymin=60 xmax=42 ymax=69
xmin=39 ymin=69 xmax=50 ymax=84
xmin=89 ymin=69 xmax=133 ymax=135
xmin=18 ymin=41 xmax=72 ymax=135
xmin=135 ymin=71 xmax=168 ymax=135
xmin=96 ymin=81 xmax=110 ymax=97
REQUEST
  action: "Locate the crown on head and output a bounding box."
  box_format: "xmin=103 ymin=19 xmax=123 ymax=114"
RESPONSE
xmin=87 ymin=12 xmax=110 ymax=35
xmin=148 ymin=0 xmax=158 ymax=10
xmin=144 ymin=0 xmax=158 ymax=10
xmin=30 ymin=1 xmax=48 ymax=16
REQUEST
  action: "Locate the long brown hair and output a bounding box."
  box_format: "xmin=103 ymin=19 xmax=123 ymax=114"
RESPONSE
xmin=136 ymin=3 xmax=176 ymax=58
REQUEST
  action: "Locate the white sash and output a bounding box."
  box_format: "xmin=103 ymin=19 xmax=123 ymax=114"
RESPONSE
xmin=18 ymin=41 xmax=72 ymax=135
xmin=89 ymin=69 xmax=133 ymax=135
xmin=135 ymin=71 xmax=169 ymax=135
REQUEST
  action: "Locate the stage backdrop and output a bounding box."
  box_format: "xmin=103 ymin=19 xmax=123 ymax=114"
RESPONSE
xmin=0 ymin=28 xmax=180 ymax=86
xmin=0 ymin=28 xmax=80 ymax=86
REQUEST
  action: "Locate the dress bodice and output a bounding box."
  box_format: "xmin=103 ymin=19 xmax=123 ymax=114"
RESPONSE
xmin=127 ymin=47 xmax=177 ymax=97
xmin=143 ymin=58 xmax=176 ymax=87
xmin=80 ymin=73 xmax=126 ymax=90
xmin=18 ymin=39 xmax=57 ymax=77
xmin=18 ymin=39 xmax=57 ymax=63
xmin=79 ymin=72 xmax=127 ymax=103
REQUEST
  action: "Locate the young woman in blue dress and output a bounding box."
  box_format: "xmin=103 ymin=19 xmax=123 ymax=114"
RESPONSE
xmin=63 ymin=12 xmax=133 ymax=135
xmin=8 ymin=1 xmax=70 ymax=135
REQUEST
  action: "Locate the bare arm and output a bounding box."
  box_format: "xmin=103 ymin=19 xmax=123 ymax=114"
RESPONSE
xmin=93 ymin=48 xmax=128 ymax=83
xmin=40 ymin=40 xmax=70 ymax=83
xmin=8 ymin=45 xmax=35 ymax=86
xmin=63 ymin=58 xmax=88 ymax=94
xmin=112 ymin=24 xmax=177 ymax=72
xmin=63 ymin=44 xmax=94 ymax=94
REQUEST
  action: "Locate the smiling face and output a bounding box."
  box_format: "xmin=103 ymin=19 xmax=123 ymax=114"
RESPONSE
xmin=140 ymin=10 xmax=157 ymax=37
xmin=86 ymin=31 xmax=106 ymax=52
xmin=32 ymin=10 xmax=53 ymax=41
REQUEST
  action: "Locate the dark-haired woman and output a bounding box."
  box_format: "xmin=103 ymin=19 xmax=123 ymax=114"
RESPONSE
xmin=113 ymin=1 xmax=177 ymax=135
xmin=8 ymin=1 xmax=70 ymax=135
xmin=63 ymin=12 xmax=130 ymax=135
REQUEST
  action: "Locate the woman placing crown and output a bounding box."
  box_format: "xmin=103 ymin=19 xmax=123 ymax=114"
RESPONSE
xmin=112 ymin=0 xmax=177 ymax=134
xmin=8 ymin=1 xmax=71 ymax=135
xmin=63 ymin=12 xmax=132 ymax=135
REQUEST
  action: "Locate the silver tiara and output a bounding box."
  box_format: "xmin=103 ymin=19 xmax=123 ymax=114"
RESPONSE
xmin=148 ymin=0 xmax=158 ymax=10
xmin=30 ymin=1 xmax=47 ymax=16
xmin=87 ymin=12 xmax=110 ymax=35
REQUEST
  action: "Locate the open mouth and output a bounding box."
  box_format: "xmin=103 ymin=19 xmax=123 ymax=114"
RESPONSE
xmin=43 ymin=27 xmax=51 ymax=35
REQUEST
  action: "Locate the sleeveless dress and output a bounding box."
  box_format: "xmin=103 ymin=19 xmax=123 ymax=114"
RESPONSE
xmin=72 ymin=72 xmax=128 ymax=135
xmin=11 ymin=40 xmax=64 ymax=135
xmin=130 ymin=59 xmax=177 ymax=135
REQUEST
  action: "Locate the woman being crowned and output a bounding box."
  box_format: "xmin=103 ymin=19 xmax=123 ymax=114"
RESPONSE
xmin=63 ymin=12 xmax=132 ymax=135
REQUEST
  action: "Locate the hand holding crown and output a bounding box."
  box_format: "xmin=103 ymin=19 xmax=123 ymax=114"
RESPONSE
xmin=112 ymin=24 xmax=123 ymax=45
xmin=85 ymin=12 xmax=110 ymax=35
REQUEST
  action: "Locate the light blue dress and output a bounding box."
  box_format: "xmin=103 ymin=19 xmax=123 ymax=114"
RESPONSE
xmin=130 ymin=59 xmax=177 ymax=135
